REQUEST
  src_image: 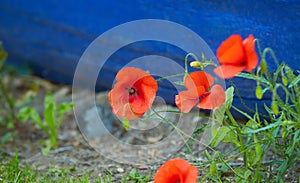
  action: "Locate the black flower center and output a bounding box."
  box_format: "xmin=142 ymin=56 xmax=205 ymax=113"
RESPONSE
xmin=128 ymin=87 xmax=137 ymax=96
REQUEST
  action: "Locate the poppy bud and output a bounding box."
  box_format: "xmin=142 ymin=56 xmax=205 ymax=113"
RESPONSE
xmin=271 ymin=101 xmax=279 ymax=116
xmin=283 ymin=120 xmax=293 ymax=125
xmin=260 ymin=59 xmax=267 ymax=75
xmin=210 ymin=161 xmax=217 ymax=175
xmin=281 ymin=74 xmax=288 ymax=86
xmin=190 ymin=61 xmax=202 ymax=69
xmin=282 ymin=128 xmax=288 ymax=139
xmin=255 ymin=84 xmax=263 ymax=99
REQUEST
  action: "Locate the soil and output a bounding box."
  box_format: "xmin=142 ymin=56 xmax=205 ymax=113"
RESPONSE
xmin=0 ymin=76 xmax=299 ymax=182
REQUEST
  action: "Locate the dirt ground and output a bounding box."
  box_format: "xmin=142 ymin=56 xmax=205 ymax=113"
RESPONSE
xmin=0 ymin=76 xmax=299 ymax=182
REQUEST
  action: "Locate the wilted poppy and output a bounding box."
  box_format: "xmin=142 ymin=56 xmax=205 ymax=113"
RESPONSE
xmin=108 ymin=67 xmax=158 ymax=120
xmin=154 ymin=158 xmax=198 ymax=183
xmin=175 ymin=71 xmax=225 ymax=113
xmin=214 ymin=34 xmax=258 ymax=79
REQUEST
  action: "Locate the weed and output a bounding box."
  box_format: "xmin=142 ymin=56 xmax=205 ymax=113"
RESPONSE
xmin=18 ymin=93 xmax=74 ymax=155
xmin=122 ymin=168 xmax=151 ymax=183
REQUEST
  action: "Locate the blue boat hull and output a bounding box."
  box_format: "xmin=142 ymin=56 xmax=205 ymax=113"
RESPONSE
xmin=0 ymin=0 xmax=299 ymax=118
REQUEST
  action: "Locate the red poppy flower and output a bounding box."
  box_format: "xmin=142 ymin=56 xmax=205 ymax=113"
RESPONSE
xmin=175 ymin=71 xmax=225 ymax=113
xmin=108 ymin=67 xmax=158 ymax=120
xmin=214 ymin=34 xmax=258 ymax=79
xmin=154 ymin=158 xmax=198 ymax=183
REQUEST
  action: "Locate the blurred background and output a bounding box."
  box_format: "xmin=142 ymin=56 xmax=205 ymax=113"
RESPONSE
xmin=0 ymin=0 xmax=299 ymax=116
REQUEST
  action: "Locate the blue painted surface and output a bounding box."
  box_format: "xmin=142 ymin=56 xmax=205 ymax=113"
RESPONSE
xmin=0 ymin=0 xmax=299 ymax=117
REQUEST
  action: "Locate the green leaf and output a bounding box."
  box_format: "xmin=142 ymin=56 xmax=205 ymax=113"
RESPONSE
xmin=129 ymin=168 xmax=137 ymax=177
xmin=17 ymin=106 xmax=32 ymax=122
xmin=243 ymin=120 xmax=282 ymax=134
xmin=246 ymin=119 xmax=260 ymax=129
xmin=1 ymin=132 xmax=13 ymax=144
xmin=237 ymin=72 xmax=268 ymax=84
xmin=244 ymin=170 xmax=252 ymax=179
xmin=234 ymin=167 xmax=247 ymax=182
xmin=211 ymin=86 xmax=234 ymax=125
xmin=204 ymin=150 xmax=212 ymax=160
xmin=211 ymin=126 xmax=231 ymax=147
xmin=222 ymin=127 xmax=240 ymax=147
xmin=232 ymin=106 xmax=253 ymax=120
xmin=211 ymin=105 xmax=225 ymax=125
xmin=286 ymin=130 xmax=300 ymax=154
xmin=122 ymin=117 xmax=130 ymax=131
xmin=30 ymin=108 xmax=45 ymax=132
xmin=58 ymin=102 xmax=74 ymax=115
xmin=57 ymin=102 xmax=74 ymax=130
xmin=254 ymin=134 xmax=262 ymax=158
xmin=225 ymin=86 xmax=234 ymax=110
xmin=44 ymin=93 xmax=57 ymax=134
xmin=288 ymin=74 xmax=300 ymax=88
xmin=41 ymin=140 xmax=52 ymax=155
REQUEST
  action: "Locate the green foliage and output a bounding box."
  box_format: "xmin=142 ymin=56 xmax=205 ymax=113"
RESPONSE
xmin=18 ymin=93 xmax=74 ymax=155
xmin=0 ymin=151 xmax=105 ymax=183
xmin=187 ymin=45 xmax=299 ymax=182
xmin=0 ymin=42 xmax=18 ymax=145
xmin=122 ymin=168 xmax=150 ymax=183
xmin=0 ymin=42 xmax=37 ymax=145
xmin=0 ymin=150 xmax=38 ymax=182
xmin=122 ymin=117 xmax=130 ymax=131
xmin=99 ymin=173 xmax=112 ymax=183
xmin=0 ymin=42 xmax=8 ymax=69
xmin=199 ymin=48 xmax=300 ymax=182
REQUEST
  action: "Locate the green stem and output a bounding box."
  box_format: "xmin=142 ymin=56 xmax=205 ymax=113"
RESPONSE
xmin=151 ymin=108 xmax=194 ymax=155
xmin=255 ymin=39 xmax=273 ymax=81
xmin=0 ymin=79 xmax=16 ymax=121
xmin=263 ymin=48 xmax=279 ymax=67
xmin=228 ymin=79 xmax=269 ymax=119
xmin=51 ymin=134 xmax=57 ymax=149
xmin=255 ymin=39 xmax=263 ymax=61
xmin=156 ymin=73 xmax=185 ymax=82
xmin=225 ymin=108 xmax=248 ymax=170
xmin=142 ymin=109 xmax=211 ymax=121
xmin=217 ymin=153 xmax=246 ymax=180
xmin=184 ymin=53 xmax=199 ymax=76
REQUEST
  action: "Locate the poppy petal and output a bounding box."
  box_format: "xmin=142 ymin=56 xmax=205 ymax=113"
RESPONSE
xmin=154 ymin=158 xmax=198 ymax=183
xmin=185 ymin=71 xmax=214 ymax=91
xmin=213 ymin=64 xmax=245 ymax=79
xmin=175 ymin=90 xmax=200 ymax=113
xmin=108 ymin=89 xmax=145 ymax=120
xmin=183 ymin=165 xmax=199 ymax=183
xmin=108 ymin=83 xmax=129 ymax=115
xmin=216 ymin=34 xmax=245 ymax=65
xmin=243 ymin=34 xmax=258 ymax=72
xmin=108 ymin=67 xmax=158 ymax=120
xmin=130 ymin=76 xmax=158 ymax=113
xmin=197 ymin=84 xmax=226 ymax=109
xmin=115 ymin=67 xmax=149 ymax=82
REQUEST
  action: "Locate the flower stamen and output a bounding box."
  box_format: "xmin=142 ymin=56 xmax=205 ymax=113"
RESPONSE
xmin=128 ymin=87 xmax=137 ymax=96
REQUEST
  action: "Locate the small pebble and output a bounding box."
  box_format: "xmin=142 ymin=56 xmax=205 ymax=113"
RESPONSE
xmin=136 ymin=165 xmax=149 ymax=170
xmin=236 ymin=157 xmax=243 ymax=162
xmin=117 ymin=167 xmax=124 ymax=173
